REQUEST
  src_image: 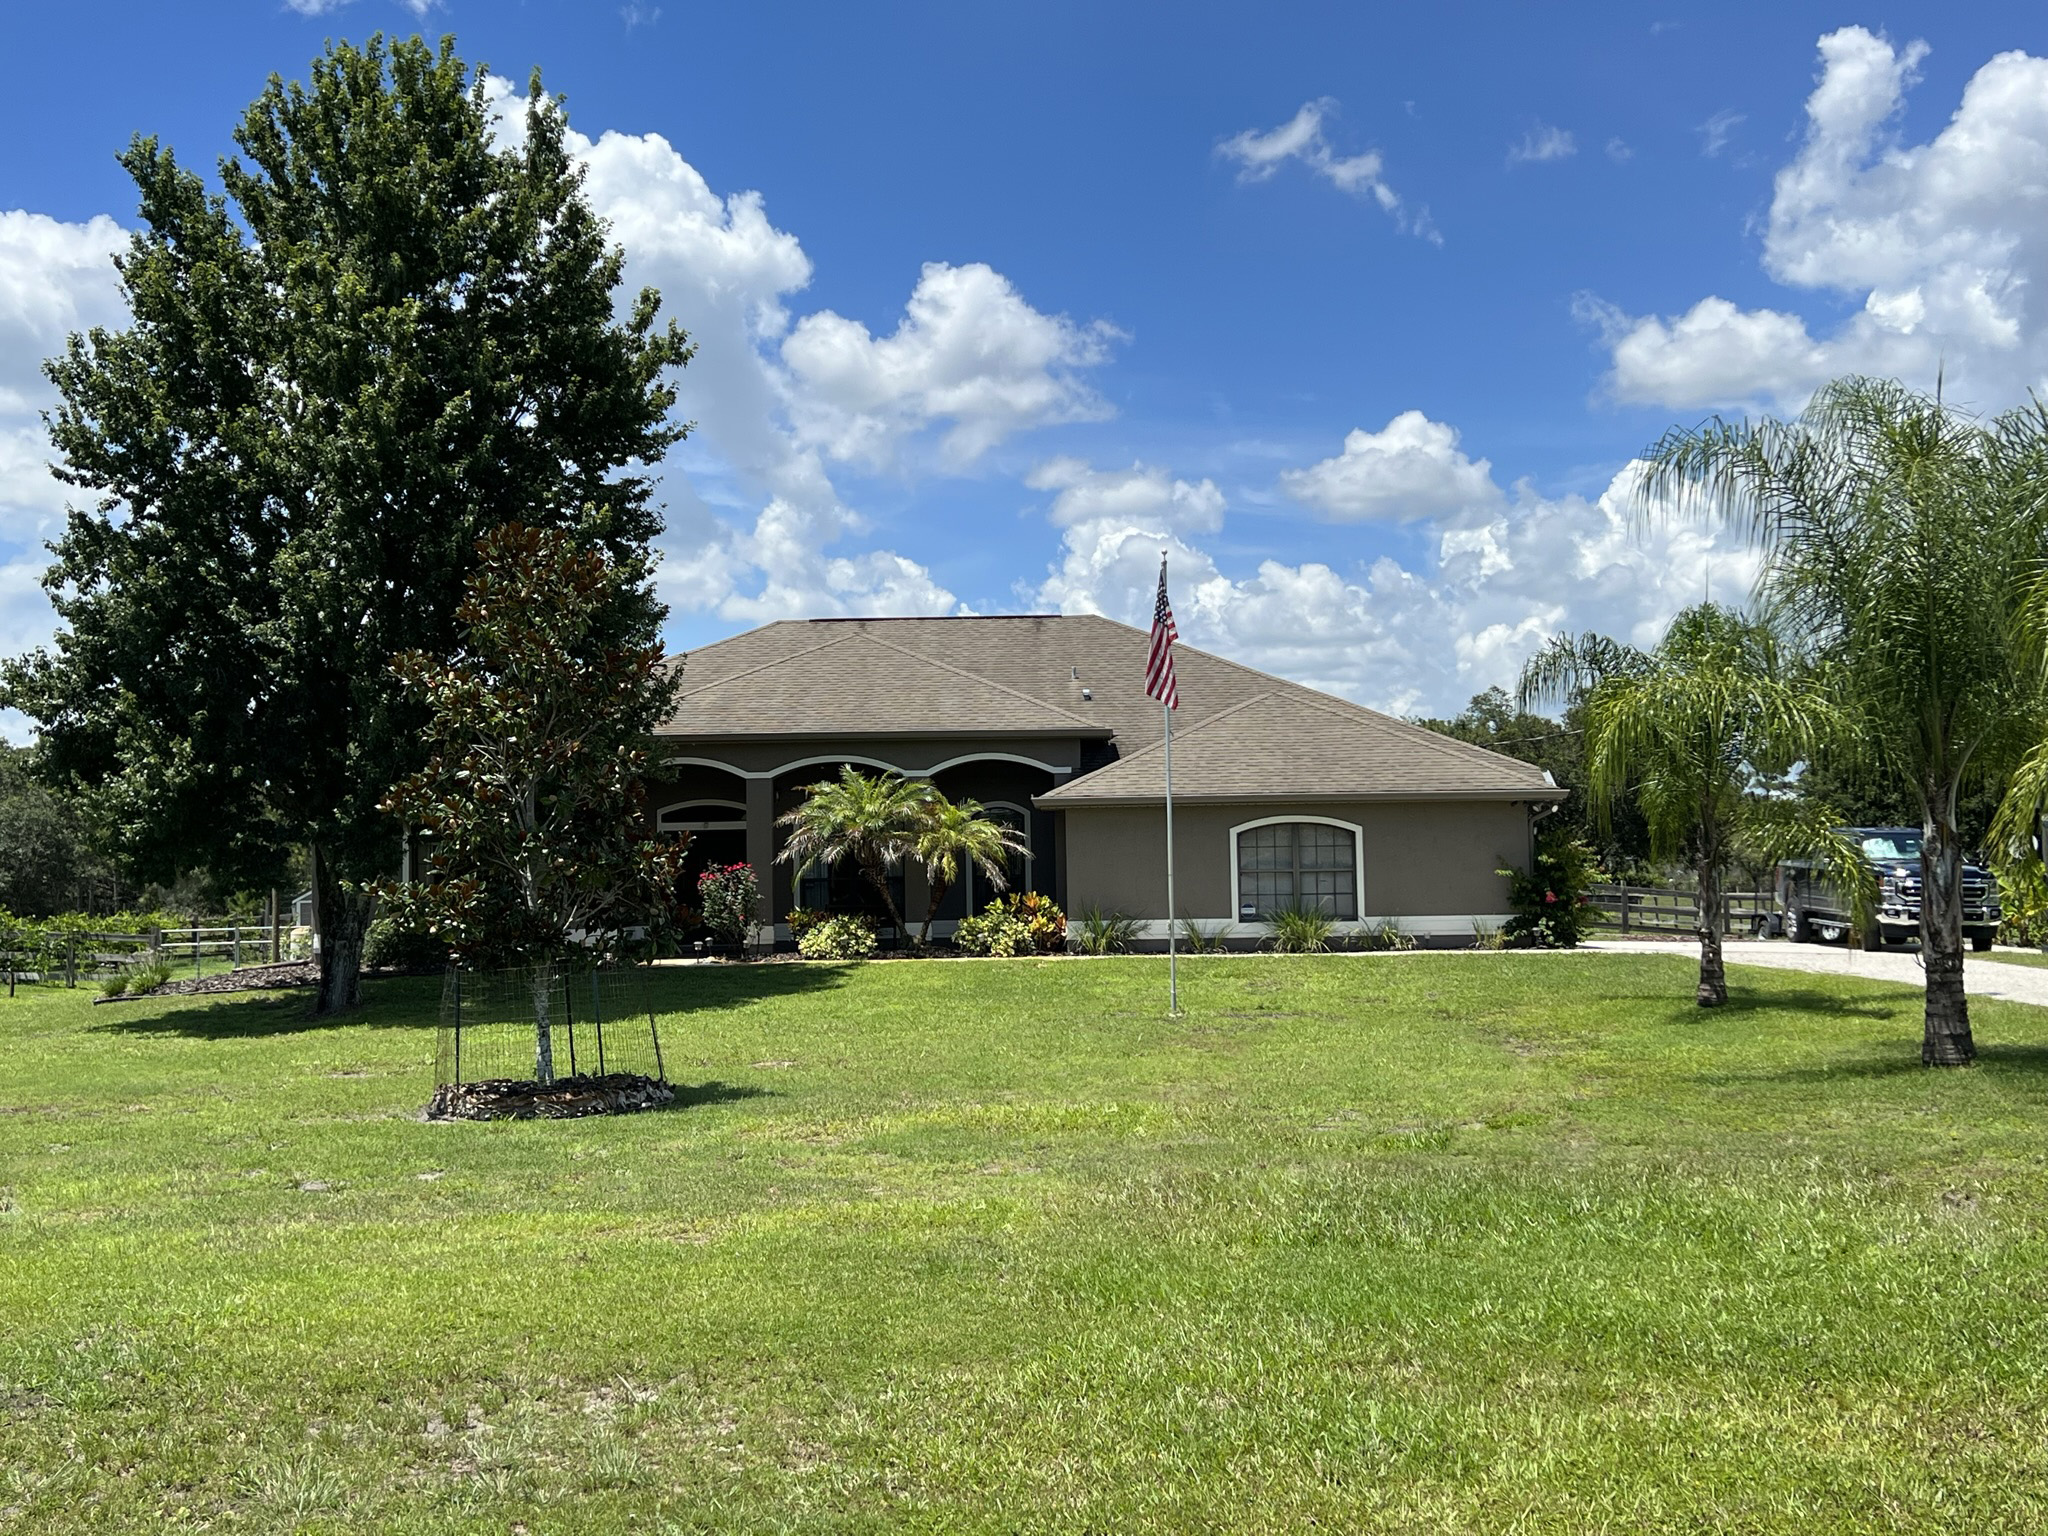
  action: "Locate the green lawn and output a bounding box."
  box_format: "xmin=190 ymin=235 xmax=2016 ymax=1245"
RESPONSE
xmin=1980 ymin=947 xmax=2048 ymax=969
xmin=6 ymin=954 xmax=2048 ymax=1533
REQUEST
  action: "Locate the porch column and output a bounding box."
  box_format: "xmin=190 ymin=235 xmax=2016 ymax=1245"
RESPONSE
xmin=745 ymin=776 xmax=775 ymax=935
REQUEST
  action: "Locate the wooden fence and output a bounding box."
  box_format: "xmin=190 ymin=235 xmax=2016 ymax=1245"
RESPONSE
xmin=1587 ymin=884 xmax=1778 ymax=937
xmin=2 ymin=918 xmax=292 ymax=997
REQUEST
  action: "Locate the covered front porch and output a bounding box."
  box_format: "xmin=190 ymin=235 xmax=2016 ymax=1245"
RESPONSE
xmin=645 ymin=740 xmax=1075 ymax=946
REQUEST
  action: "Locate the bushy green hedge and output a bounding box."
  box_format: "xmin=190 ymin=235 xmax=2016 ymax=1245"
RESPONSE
xmin=363 ymin=914 xmax=452 ymax=971
xmin=796 ymin=915 xmax=877 ymax=960
xmin=954 ymin=909 xmax=1037 ymax=957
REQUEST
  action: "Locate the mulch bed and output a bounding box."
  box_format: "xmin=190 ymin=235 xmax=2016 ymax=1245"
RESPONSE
xmin=425 ymin=1072 xmax=675 ymax=1122
xmin=92 ymin=961 xmax=320 ymax=1003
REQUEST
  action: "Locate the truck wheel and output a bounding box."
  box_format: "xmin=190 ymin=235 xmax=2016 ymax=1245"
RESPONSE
xmin=1787 ymin=912 xmax=1808 ymax=944
xmin=1972 ymin=932 xmax=1994 ymax=953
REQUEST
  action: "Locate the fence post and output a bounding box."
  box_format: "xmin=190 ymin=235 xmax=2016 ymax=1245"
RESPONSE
xmin=1618 ymin=883 xmax=1630 ymax=934
xmin=66 ymin=934 xmax=76 ymax=989
xmin=452 ymin=969 xmax=463 ymax=1087
xmin=192 ymin=922 xmax=201 ymax=979
xmin=592 ymin=970 xmax=606 ymax=1077
xmin=270 ymin=888 xmax=281 ymax=964
xmin=231 ymin=925 xmax=241 ymax=972
xmin=647 ymin=975 xmax=665 ymax=1084
xmin=563 ymin=967 xmax=578 ymax=1079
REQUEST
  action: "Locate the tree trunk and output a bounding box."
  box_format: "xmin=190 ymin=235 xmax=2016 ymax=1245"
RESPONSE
xmin=863 ymin=860 xmax=909 ymax=945
xmin=530 ymin=959 xmax=557 ymax=1086
xmin=1921 ymin=811 xmax=1976 ymax=1066
xmin=1694 ymin=854 xmax=1728 ymax=1007
xmin=312 ymin=849 xmax=374 ymax=1016
xmin=920 ymin=874 xmax=952 ymax=947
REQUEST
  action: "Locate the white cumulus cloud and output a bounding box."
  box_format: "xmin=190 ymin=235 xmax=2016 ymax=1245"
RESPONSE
xmin=781 ymin=262 xmax=1120 ymax=471
xmin=1593 ymin=27 xmax=2048 ymax=413
xmin=1035 ymin=443 xmax=1759 ymax=718
xmin=1279 ymin=411 xmax=1503 ymax=523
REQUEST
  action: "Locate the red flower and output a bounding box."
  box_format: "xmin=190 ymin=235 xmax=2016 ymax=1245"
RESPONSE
xmin=1544 ymin=890 xmax=1557 ymax=903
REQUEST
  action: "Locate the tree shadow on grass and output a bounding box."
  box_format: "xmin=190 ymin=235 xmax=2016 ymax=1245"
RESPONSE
xmin=90 ymin=961 xmax=850 ymax=1042
xmin=1713 ymin=1040 xmax=2048 ymax=1087
xmin=664 ymin=1080 xmax=775 ymax=1110
xmin=1614 ymin=987 xmax=1904 ymax=1027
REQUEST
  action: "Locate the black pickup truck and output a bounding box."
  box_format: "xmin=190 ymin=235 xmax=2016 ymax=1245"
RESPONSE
xmin=1779 ymin=827 xmax=2001 ymax=952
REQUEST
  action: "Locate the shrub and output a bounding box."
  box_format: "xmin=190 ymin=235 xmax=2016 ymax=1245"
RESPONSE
xmin=1471 ymin=917 xmax=1507 ymax=950
xmin=1498 ymin=828 xmax=1601 ymax=948
xmin=1269 ymin=905 xmax=1336 ymax=954
xmin=954 ymin=909 xmax=1037 ymax=957
xmin=697 ymin=863 xmax=760 ymax=949
xmin=363 ymin=914 xmax=451 ymax=971
xmin=983 ymin=892 xmax=1065 ymax=953
xmin=1076 ymin=905 xmax=1142 ymax=955
xmin=784 ymin=907 xmax=828 ymax=942
xmin=797 ymin=914 xmax=876 ymax=960
xmin=97 ymin=972 xmax=130 ymax=998
xmin=124 ymin=958 xmax=176 ymax=996
xmin=1366 ymin=918 xmax=1417 ymax=952
xmin=1175 ymin=917 xmax=1229 ymax=954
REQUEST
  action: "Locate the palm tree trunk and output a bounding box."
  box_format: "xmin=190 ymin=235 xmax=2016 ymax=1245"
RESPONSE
xmin=1920 ymin=811 xmax=1975 ymax=1066
xmin=862 ymin=859 xmax=909 ymax=946
xmin=920 ymin=876 xmax=951 ymax=947
xmin=1694 ymin=854 xmax=1728 ymax=1007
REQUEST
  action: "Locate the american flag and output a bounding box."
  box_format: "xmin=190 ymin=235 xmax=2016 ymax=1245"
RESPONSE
xmin=1144 ymin=555 xmax=1179 ymax=709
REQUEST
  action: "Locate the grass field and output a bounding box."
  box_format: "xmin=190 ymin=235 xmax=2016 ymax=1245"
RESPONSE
xmin=6 ymin=953 xmax=2048 ymax=1533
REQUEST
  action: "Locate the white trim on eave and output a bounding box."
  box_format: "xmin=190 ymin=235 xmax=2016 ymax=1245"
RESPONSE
xmin=661 ymin=751 xmax=1075 ymax=780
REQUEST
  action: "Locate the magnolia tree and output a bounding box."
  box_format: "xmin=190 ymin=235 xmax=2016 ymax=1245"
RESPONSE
xmin=378 ymin=523 xmax=688 ymax=1084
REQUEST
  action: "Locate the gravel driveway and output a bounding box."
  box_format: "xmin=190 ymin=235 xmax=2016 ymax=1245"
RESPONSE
xmin=1583 ymin=937 xmax=2048 ymax=1008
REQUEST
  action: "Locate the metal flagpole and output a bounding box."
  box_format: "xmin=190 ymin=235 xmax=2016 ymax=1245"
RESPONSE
xmin=1163 ymin=556 xmax=1179 ymax=1016
xmin=1164 ymin=699 xmax=1178 ymax=1014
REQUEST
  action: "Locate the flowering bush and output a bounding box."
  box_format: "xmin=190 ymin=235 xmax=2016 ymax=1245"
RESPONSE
xmin=954 ymin=909 xmax=1037 ymax=957
xmin=1498 ymin=829 xmax=1600 ymax=948
xmin=696 ymin=863 xmax=760 ymax=949
xmin=797 ymin=913 xmax=876 ymax=960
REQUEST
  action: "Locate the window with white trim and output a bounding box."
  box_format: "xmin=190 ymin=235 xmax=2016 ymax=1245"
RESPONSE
xmin=1237 ymin=822 xmax=1357 ymax=919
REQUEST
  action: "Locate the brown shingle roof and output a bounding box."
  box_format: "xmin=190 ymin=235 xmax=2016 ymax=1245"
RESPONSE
xmin=1036 ymin=690 xmax=1559 ymax=804
xmin=667 ymin=627 xmax=1105 ymax=738
xmin=661 ymin=614 xmax=1557 ymax=800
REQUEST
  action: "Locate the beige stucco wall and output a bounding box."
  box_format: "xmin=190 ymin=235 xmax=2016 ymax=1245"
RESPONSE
xmin=1059 ymin=799 xmax=1534 ymax=924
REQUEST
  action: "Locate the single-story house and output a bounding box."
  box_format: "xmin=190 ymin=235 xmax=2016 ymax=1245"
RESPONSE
xmin=650 ymin=614 xmax=1564 ymax=947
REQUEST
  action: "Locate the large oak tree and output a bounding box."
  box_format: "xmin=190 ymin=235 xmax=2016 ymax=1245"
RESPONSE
xmin=1 ymin=36 xmax=691 ymax=1011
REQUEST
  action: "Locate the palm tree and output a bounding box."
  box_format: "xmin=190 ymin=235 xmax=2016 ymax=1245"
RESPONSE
xmin=776 ymin=766 xmax=933 ymax=941
xmin=913 ymin=797 xmax=1031 ymax=946
xmin=1640 ymin=378 xmax=2048 ymax=1063
xmin=1521 ymin=604 xmax=1856 ymax=1007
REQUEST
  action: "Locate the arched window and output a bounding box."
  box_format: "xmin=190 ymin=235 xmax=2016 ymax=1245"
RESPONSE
xmin=1234 ymin=820 xmax=1359 ymax=920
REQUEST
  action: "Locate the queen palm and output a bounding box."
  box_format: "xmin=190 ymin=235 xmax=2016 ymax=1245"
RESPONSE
xmin=776 ymin=766 xmax=933 ymax=941
xmin=914 ymin=797 xmax=1031 ymax=946
xmin=1641 ymin=378 xmax=2048 ymax=1063
xmin=1521 ymin=604 xmax=1854 ymax=1008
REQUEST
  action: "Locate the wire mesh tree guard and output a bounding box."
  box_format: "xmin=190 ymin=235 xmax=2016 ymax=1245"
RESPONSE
xmin=431 ymin=962 xmax=673 ymax=1120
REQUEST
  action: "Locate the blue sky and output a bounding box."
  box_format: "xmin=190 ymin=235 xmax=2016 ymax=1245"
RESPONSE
xmin=6 ymin=1 xmax=2048 ymax=734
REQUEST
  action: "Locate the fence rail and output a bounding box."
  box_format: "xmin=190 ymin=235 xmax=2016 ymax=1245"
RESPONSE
xmin=1 ymin=918 xmax=294 ymax=996
xmin=1587 ymin=883 xmax=1777 ymax=937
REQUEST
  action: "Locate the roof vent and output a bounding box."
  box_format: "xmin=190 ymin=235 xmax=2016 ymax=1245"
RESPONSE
xmin=1081 ymin=687 xmax=1093 ymax=700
